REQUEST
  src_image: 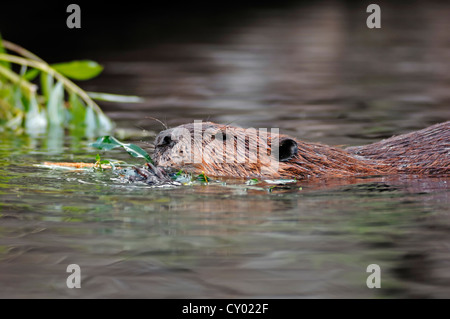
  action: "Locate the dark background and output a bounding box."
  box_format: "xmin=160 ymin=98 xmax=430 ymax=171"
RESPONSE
xmin=1 ymin=0 xmax=367 ymax=60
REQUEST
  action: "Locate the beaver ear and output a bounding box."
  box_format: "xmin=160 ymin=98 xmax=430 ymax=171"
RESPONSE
xmin=278 ymin=138 xmax=298 ymax=162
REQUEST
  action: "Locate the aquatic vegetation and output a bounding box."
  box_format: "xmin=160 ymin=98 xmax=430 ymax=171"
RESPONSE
xmin=91 ymin=135 xmax=154 ymax=164
xmin=0 ymin=35 xmax=141 ymax=137
xmin=91 ymin=135 xmax=212 ymax=184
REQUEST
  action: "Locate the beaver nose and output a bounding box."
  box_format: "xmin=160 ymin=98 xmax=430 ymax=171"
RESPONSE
xmin=155 ymin=129 xmax=175 ymax=148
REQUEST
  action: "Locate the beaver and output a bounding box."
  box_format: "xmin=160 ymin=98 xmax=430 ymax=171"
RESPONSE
xmin=151 ymin=121 xmax=449 ymax=180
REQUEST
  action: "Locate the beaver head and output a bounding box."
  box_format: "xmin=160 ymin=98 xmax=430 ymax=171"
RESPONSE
xmin=153 ymin=121 xmax=384 ymax=179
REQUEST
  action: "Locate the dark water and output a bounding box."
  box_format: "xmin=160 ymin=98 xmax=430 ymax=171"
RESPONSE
xmin=1 ymin=1 xmax=449 ymax=298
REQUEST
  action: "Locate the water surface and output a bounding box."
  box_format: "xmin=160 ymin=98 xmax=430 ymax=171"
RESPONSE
xmin=0 ymin=1 xmax=449 ymax=298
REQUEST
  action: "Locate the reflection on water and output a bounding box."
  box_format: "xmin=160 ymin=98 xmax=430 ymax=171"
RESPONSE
xmin=1 ymin=134 xmax=449 ymax=298
xmin=1 ymin=1 xmax=450 ymax=298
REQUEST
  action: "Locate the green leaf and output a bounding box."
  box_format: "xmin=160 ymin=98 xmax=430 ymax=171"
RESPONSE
xmin=69 ymin=92 xmax=86 ymax=125
xmin=91 ymin=136 xmax=121 ymax=150
xmin=19 ymin=65 xmax=27 ymax=77
xmin=175 ymin=169 xmax=185 ymax=176
xmin=47 ymin=81 xmax=64 ymax=125
xmin=95 ymin=154 xmax=101 ymax=162
xmin=24 ymin=68 xmax=40 ymax=81
xmin=97 ymin=112 xmax=114 ymax=132
xmin=52 ymin=60 xmax=103 ymax=81
xmin=40 ymin=72 xmax=53 ymax=100
xmin=13 ymin=86 xmax=24 ymax=110
xmin=84 ymin=106 xmax=97 ymax=137
xmin=68 ymin=93 xmax=87 ymax=137
xmin=196 ymin=172 xmax=210 ymax=182
xmin=124 ymin=144 xmax=153 ymax=163
xmin=87 ymin=91 xmax=144 ymax=103
xmin=91 ymin=136 xmax=153 ymax=164
xmin=245 ymin=178 xmax=259 ymax=185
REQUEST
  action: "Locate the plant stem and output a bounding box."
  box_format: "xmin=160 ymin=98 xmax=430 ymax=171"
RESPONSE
xmin=0 ymin=64 xmax=37 ymax=97
xmin=0 ymin=53 xmax=106 ymax=116
xmin=2 ymin=40 xmax=44 ymax=62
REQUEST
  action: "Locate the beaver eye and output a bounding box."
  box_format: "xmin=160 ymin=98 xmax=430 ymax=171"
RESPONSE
xmin=213 ymin=133 xmax=226 ymax=142
xmin=158 ymin=135 xmax=174 ymax=148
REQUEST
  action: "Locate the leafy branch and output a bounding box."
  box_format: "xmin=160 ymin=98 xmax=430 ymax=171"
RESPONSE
xmin=0 ymin=36 xmax=142 ymax=135
xmin=0 ymin=53 xmax=106 ymax=116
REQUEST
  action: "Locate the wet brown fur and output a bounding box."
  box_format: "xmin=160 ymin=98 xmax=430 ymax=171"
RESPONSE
xmin=346 ymin=121 xmax=449 ymax=176
xmin=153 ymin=121 xmax=449 ymax=179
